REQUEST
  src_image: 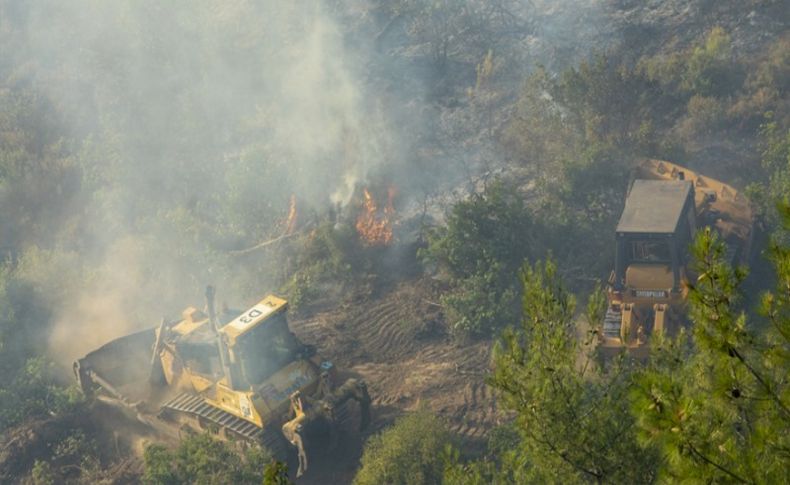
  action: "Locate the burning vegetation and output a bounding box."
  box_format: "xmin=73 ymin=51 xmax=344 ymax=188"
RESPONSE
xmin=355 ymin=187 xmax=397 ymax=246
xmin=2 ymin=1 xmax=790 ymax=484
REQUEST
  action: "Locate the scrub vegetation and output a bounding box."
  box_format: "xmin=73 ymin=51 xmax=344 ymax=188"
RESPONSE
xmin=0 ymin=0 xmax=787 ymax=483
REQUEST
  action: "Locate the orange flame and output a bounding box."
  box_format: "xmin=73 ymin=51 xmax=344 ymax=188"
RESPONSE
xmin=285 ymin=194 xmax=297 ymax=235
xmin=356 ymin=187 xmax=396 ymax=246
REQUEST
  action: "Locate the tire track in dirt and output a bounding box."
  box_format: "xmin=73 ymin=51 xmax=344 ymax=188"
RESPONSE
xmin=448 ymin=382 xmax=499 ymax=441
xmin=351 ymin=300 xmax=410 ymax=362
xmin=290 ymin=279 xmax=502 ymax=446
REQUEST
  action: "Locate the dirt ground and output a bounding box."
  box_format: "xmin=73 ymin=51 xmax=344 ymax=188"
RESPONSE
xmin=289 ymin=276 xmax=501 ymax=484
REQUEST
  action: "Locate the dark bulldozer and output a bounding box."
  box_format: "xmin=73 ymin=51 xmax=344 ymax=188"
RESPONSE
xmin=599 ymin=159 xmax=753 ymax=357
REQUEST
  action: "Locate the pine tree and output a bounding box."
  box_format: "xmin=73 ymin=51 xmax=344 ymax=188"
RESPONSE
xmin=490 ymin=259 xmax=657 ymax=483
xmin=631 ymin=209 xmax=790 ymax=483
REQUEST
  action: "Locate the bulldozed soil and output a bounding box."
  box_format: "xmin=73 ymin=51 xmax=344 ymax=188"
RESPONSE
xmin=289 ymin=276 xmax=502 ymax=484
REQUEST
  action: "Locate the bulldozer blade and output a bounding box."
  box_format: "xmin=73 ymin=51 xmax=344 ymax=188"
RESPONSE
xmin=73 ymin=327 xmax=157 ymax=405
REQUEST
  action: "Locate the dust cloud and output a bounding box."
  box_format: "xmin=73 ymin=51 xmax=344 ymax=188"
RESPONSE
xmin=2 ymin=0 xmax=408 ymax=363
xmin=0 ymin=0 xmax=613 ymax=363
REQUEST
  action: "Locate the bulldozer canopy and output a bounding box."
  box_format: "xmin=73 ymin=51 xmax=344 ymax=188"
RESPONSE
xmin=616 ymin=180 xmax=693 ymax=234
xmin=221 ymin=295 xmax=287 ymax=345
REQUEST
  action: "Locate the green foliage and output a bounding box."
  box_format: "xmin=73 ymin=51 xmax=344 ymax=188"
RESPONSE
xmin=0 ymin=266 xmax=15 ymax=360
xmin=439 ymin=257 xmax=518 ymax=339
xmin=399 ymin=0 xmax=466 ymax=69
xmin=442 ymin=447 xmax=502 ymax=485
xmin=505 ymin=30 xmax=789 ymax=217
xmin=282 ymin=221 xmax=360 ymax=312
xmin=735 ymin=35 xmax=790 ymax=129
xmin=13 ymin=245 xmax=87 ymax=309
xmin=422 ymin=181 xmax=538 ymax=278
xmin=53 ymin=429 xmax=98 ymax=463
xmin=747 ymin=117 xmax=790 ymax=242
xmin=504 ymin=55 xmax=664 ymax=159
xmin=28 ymin=429 xmax=104 ymax=484
xmin=0 ymin=250 xmax=86 ymax=433
xmin=298 ymin=222 xmax=360 ymax=276
xmin=422 ymin=161 xmax=623 ymax=339
xmin=441 ymin=431 xmax=537 ymax=485
xmin=220 ymin=149 xmax=295 ymax=241
xmin=489 ymin=259 xmax=657 ymax=483
xmin=52 ymin=429 xmax=101 ymax=479
xmin=262 ymin=460 xmax=293 ymax=485
xmin=0 ymin=87 xmax=81 ymax=253
xmin=639 ymin=27 xmax=739 ymax=99
xmin=676 ymin=95 xmax=727 ymax=142
xmin=142 ymin=444 xmax=179 ymax=484
xmin=0 ymin=358 xmax=84 ymax=432
xmin=631 ymin=225 xmax=790 ymax=483
xmin=682 ymin=27 xmax=738 ymax=97
xmin=421 ymin=180 xmax=539 ymax=338
xmin=441 ymin=423 xmax=526 ymax=484
xmin=354 ymin=411 xmax=453 ymax=485
xmin=142 ymin=433 xmax=272 ymax=485
xmin=485 ymin=424 xmax=520 ymax=460
xmin=555 ymin=56 xmax=654 ymax=148
xmin=501 ymin=67 xmax=577 ymax=164
xmin=31 ymin=460 xmax=55 ymax=485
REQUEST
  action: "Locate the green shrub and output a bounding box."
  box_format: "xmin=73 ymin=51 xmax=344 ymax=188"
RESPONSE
xmin=262 ymin=460 xmax=293 ymax=485
xmin=421 ymin=181 xmax=539 ymax=338
xmin=0 ymin=358 xmax=84 ymax=432
xmin=142 ymin=433 xmax=272 ymax=485
xmin=354 ymin=411 xmax=453 ymax=485
xmin=747 ymin=116 xmax=790 ymax=242
xmin=489 ymin=259 xmax=656 ymax=483
xmin=422 ymin=181 xmax=538 ymax=278
xmin=31 ymin=460 xmax=55 ymax=485
xmin=440 ymin=258 xmax=518 ymax=339
xmin=677 ymin=95 xmax=728 ymax=140
xmin=281 ymin=221 xmax=361 ymax=311
xmin=442 ymin=449 xmax=501 ymax=485
xmin=640 ymin=27 xmax=739 ymax=99
xmin=682 ymin=27 xmax=741 ymax=97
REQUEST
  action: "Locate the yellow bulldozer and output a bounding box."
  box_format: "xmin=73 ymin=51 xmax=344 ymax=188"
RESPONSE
xmin=73 ymin=286 xmax=370 ymax=477
xmin=598 ymin=159 xmax=753 ymax=357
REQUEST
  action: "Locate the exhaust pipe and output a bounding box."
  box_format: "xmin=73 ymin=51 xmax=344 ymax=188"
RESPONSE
xmin=206 ymin=285 xmax=242 ymax=390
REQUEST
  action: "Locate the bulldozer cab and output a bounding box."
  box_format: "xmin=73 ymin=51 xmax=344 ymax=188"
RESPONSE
xmin=232 ymin=312 xmax=305 ymax=385
xmin=221 ymin=295 xmax=312 ymax=386
xmin=613 ymin=179 xmax=696 ymax=296
xmin=175 ymin=338 xmax=222 ymax=378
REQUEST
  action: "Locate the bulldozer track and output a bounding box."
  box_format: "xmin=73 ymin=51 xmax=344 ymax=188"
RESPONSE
xmin=290 ymin=280 xmax=503 ymax=446
xmin=352 ymin=301 xmax=415 ymax=362
xmin=448 ymin=382 xmax=498 ymax=440
xmin=161 ymin=393 xmax=263 ymax=440
xmin=603 ymin=307 xmax=622 ymax=338
xmin=159 ymin=393 xmax=361 ymax=460
xmin=159 ymin=393 xmax=286 ymax=454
